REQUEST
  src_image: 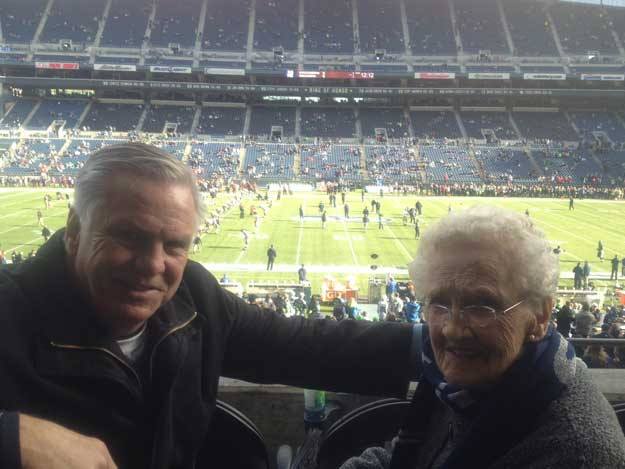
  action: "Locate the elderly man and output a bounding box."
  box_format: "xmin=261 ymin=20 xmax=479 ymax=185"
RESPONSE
xmin=0 ymin=143 xmax=415 ymax=468
xmin=342 ymin=206 xmax=625 ymax=469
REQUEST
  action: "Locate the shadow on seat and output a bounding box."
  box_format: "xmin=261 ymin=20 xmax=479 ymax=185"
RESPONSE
xmin=197 ymin=400 xmax=270 ymax=469
xmin=316 ymin=398 xmax=410 ymax=469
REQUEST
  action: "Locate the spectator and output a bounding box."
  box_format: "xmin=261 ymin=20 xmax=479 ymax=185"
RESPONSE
xmin=266 ymin=244 xmax=277 ymax=271
xmin=403 ymin=297 xmax=421 ymax=323
xmin=583 ymin=344 xmax=612 ymax=369
xmin=332 ymin=297 xmax=347 ymax=321
xmin=298 ymin=264 xmax=307 ymax=282
xmin=611 ymin=255 xmax=620 ymax=281
xmin=573 ymin=263 xmax=583 ymax=290
xmin=583 ymin=261 xmax=591 ymax=289
xmin=0 ymin=143 xmax=418 ymax=468
xmin=342 ymin=205 xmax=625 ymax=469
xmin=377 ymin=295 xmax=388 ymax=322
xmin=385 ymin=276 xmax=397 ymax=298
xmin=556 ymin=300 xmax=575 ymax=337
xmin=574 ymin=302 xmax=596 ymax=338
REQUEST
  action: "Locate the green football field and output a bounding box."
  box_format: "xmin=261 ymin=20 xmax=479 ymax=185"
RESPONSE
xmin=1 ymin=188 xmax=624 ymax=297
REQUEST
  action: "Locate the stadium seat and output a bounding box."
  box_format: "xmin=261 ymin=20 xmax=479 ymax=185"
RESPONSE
xmin=612 ymin=402 xmax=625 ymax=432
xmin=316 ymin=398 xmax=410 ymax=469
xmin=196 ymin=400 xmax=270 ymax=469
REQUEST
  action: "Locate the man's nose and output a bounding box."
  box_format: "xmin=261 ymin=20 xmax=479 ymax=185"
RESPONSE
xmin=136 ymin=242 xmax=166 ymax=275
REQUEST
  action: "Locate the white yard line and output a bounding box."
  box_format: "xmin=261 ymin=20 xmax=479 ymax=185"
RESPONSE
xmin=0 ymin=209 xmax=29 ymax=220
xmin=343 ymin=218 xmax=358 ymax=265
xmin=0 ymin=225 xmax=25 ymax=235
xmin=385 ymin=222 xmax=414 ymax=262
xmin=537 ymin=208 xmax=622 ymax=256
xmin=6 ymin=235 xmax=44 ymax=253
xmin=295 ymin=195 xmax=308 ymax=265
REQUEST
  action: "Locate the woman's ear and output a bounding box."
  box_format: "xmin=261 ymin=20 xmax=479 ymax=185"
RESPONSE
xmin=534 ymin=297 xmax=553 ymax=338
xmin=64 ymin=208 xmax=81 ymax=256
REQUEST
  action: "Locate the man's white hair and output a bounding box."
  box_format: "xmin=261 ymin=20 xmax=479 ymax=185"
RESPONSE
xmin=408 ymin=205 xmax=559 ymax=302
xmin=73 ymin=142 xmax=205 ymax=227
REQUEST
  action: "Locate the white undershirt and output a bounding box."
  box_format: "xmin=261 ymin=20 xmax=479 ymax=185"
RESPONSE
xmin=116 ymin=324 xmax=147 ymax=363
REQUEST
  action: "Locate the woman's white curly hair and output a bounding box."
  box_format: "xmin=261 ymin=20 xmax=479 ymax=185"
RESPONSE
xmin=408 ymin=205 xmax=559 ymax=304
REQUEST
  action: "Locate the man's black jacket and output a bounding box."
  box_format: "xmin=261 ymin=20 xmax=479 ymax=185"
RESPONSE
xmin=0 ymin=231 xmax=414 ymax=468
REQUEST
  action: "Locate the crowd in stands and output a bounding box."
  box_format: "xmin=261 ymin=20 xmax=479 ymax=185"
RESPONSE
xmin=300 ymin=144 xmax=362 ymax=181
xmin=555 ymin=300 xmax=625 ymax=369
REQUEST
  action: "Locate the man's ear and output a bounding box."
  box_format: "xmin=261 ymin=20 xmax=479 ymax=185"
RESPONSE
xmin=64 ymin=208 xmax=81 ymax=256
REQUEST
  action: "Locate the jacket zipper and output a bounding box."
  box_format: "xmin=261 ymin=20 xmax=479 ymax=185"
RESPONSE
xmin=149 ymin=311 xmax=198 ymax=383
xmin=49 ymin=342 xmax=143 ymax=390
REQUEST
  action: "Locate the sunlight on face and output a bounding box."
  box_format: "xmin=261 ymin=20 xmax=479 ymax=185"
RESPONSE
xmin=423 ymin=241 xmax=537 ymax=388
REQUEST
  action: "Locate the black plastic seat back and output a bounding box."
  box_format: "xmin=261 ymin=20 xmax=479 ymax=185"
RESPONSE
xmin=613 ymin=402 xmax=625 ymax=433
xmin=197 ymin=400 xmax=270 ymax=469
xmin=317 ymin=398 xmax=410 ymax=469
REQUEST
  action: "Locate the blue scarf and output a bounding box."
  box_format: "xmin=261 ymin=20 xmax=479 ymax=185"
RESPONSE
xmin=419 ymin=324 xmax=576 ymax=468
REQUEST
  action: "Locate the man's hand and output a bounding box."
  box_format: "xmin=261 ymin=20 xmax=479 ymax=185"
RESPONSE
xmin=19 ymin=414 xmax=117 ymax=469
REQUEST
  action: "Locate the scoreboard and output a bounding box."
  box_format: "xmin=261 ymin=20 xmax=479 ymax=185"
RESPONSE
xmin=287 ymin=70 xmax=375 ymax=80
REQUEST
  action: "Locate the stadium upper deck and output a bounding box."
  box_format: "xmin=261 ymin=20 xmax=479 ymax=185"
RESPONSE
xmin=1 ymin=0 xmax=625 ymax=73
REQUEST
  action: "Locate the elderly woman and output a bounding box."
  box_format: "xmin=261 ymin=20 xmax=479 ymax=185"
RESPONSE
xmin=341 ymin=206 xmax=625 ymax=469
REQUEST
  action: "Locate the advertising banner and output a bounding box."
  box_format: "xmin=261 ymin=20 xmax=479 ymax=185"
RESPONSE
xmin=149 ymin=65 xmax=192 ymax=74
xmin=523 ymin=73 xmax=566 ymax=80
xmin=580 ymin=73 xmax=624 ymax=81
xmin=468 ymin=72 xmax=510 ymax=80
xmin=94 ymin=63 xmax=137 ymax=72
xmin=35 ymin=62 xmax=79 ymax=70
xmin=204 ymin=67 xmax=245 ymax=76
xmin=414 ymin=72 xmax=456 ymax=80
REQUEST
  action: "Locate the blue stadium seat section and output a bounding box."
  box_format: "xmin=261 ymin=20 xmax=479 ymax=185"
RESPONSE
xmin=254 ymin=0 xmax=299 ymax=51
xmin=82 ymin=103 xmax=144 ymax=132
xmin=570 ymin=112 xmax=625 ymax=144
xmin=197 ymin=107 xmax=245 ymax=137
xmin=143 ymin=105 xmax=196 ymax=134
xmin=453 ymin=0 xmax=509 ymax=54
xmin=513 ymin=112 xmax=578 ymax=142
xmin=460 ymin=111 xmax=517 ymax=141
xmin=100 ymin=0 xmax=151 ymax=47
xmin=249 ymin=107 xmax=296 ymax=138
xmin=304 ymin=0 xmax=353 ymax=54
xmin=0 ymin=100 xmax=38 ymax=129
xmin=189 ymin=142 xmax=241 ymax=179
xmin=410 ymin=111 xmax=462 ymax=140
xmin=0 ymin=0 xmax=47 ymax=43
xmin=202 ymin=0 xmax=250 ymax=51
xmin=244 ymin=143 xmax=296 ymax=179
xmin=365 ymin=145 xmax=421 ymax=184
xmin=473 ymin=147 xmax=537 ymax=182
xmin=360 ymin=109 xmax=409 ymax=140
xmin=422 ymin=146 xmax=482 ymax=183
xmin=2 ymin=0 xmax=625 ymax=61
xmin=39 ymin=0 xmax=107 ymax=44
xmin=151 ymin=0 xmax=203 ymax=48
xmin=300 ymin=108 xmax=356 ymax=139
xmin=550 ymin=2 xmax=618 ymax=55
xmin=405 ymin=0 xmax=456 ymax=56
xmin=26 ymin=100 xmax=87 ymax=131
xmin=503 ymin=0 xmax=558 ymax=57
xmin=357 ymin=0 xmax=404 ymax=54
xmin=301 ymin=144 xmax=362 ymax=182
